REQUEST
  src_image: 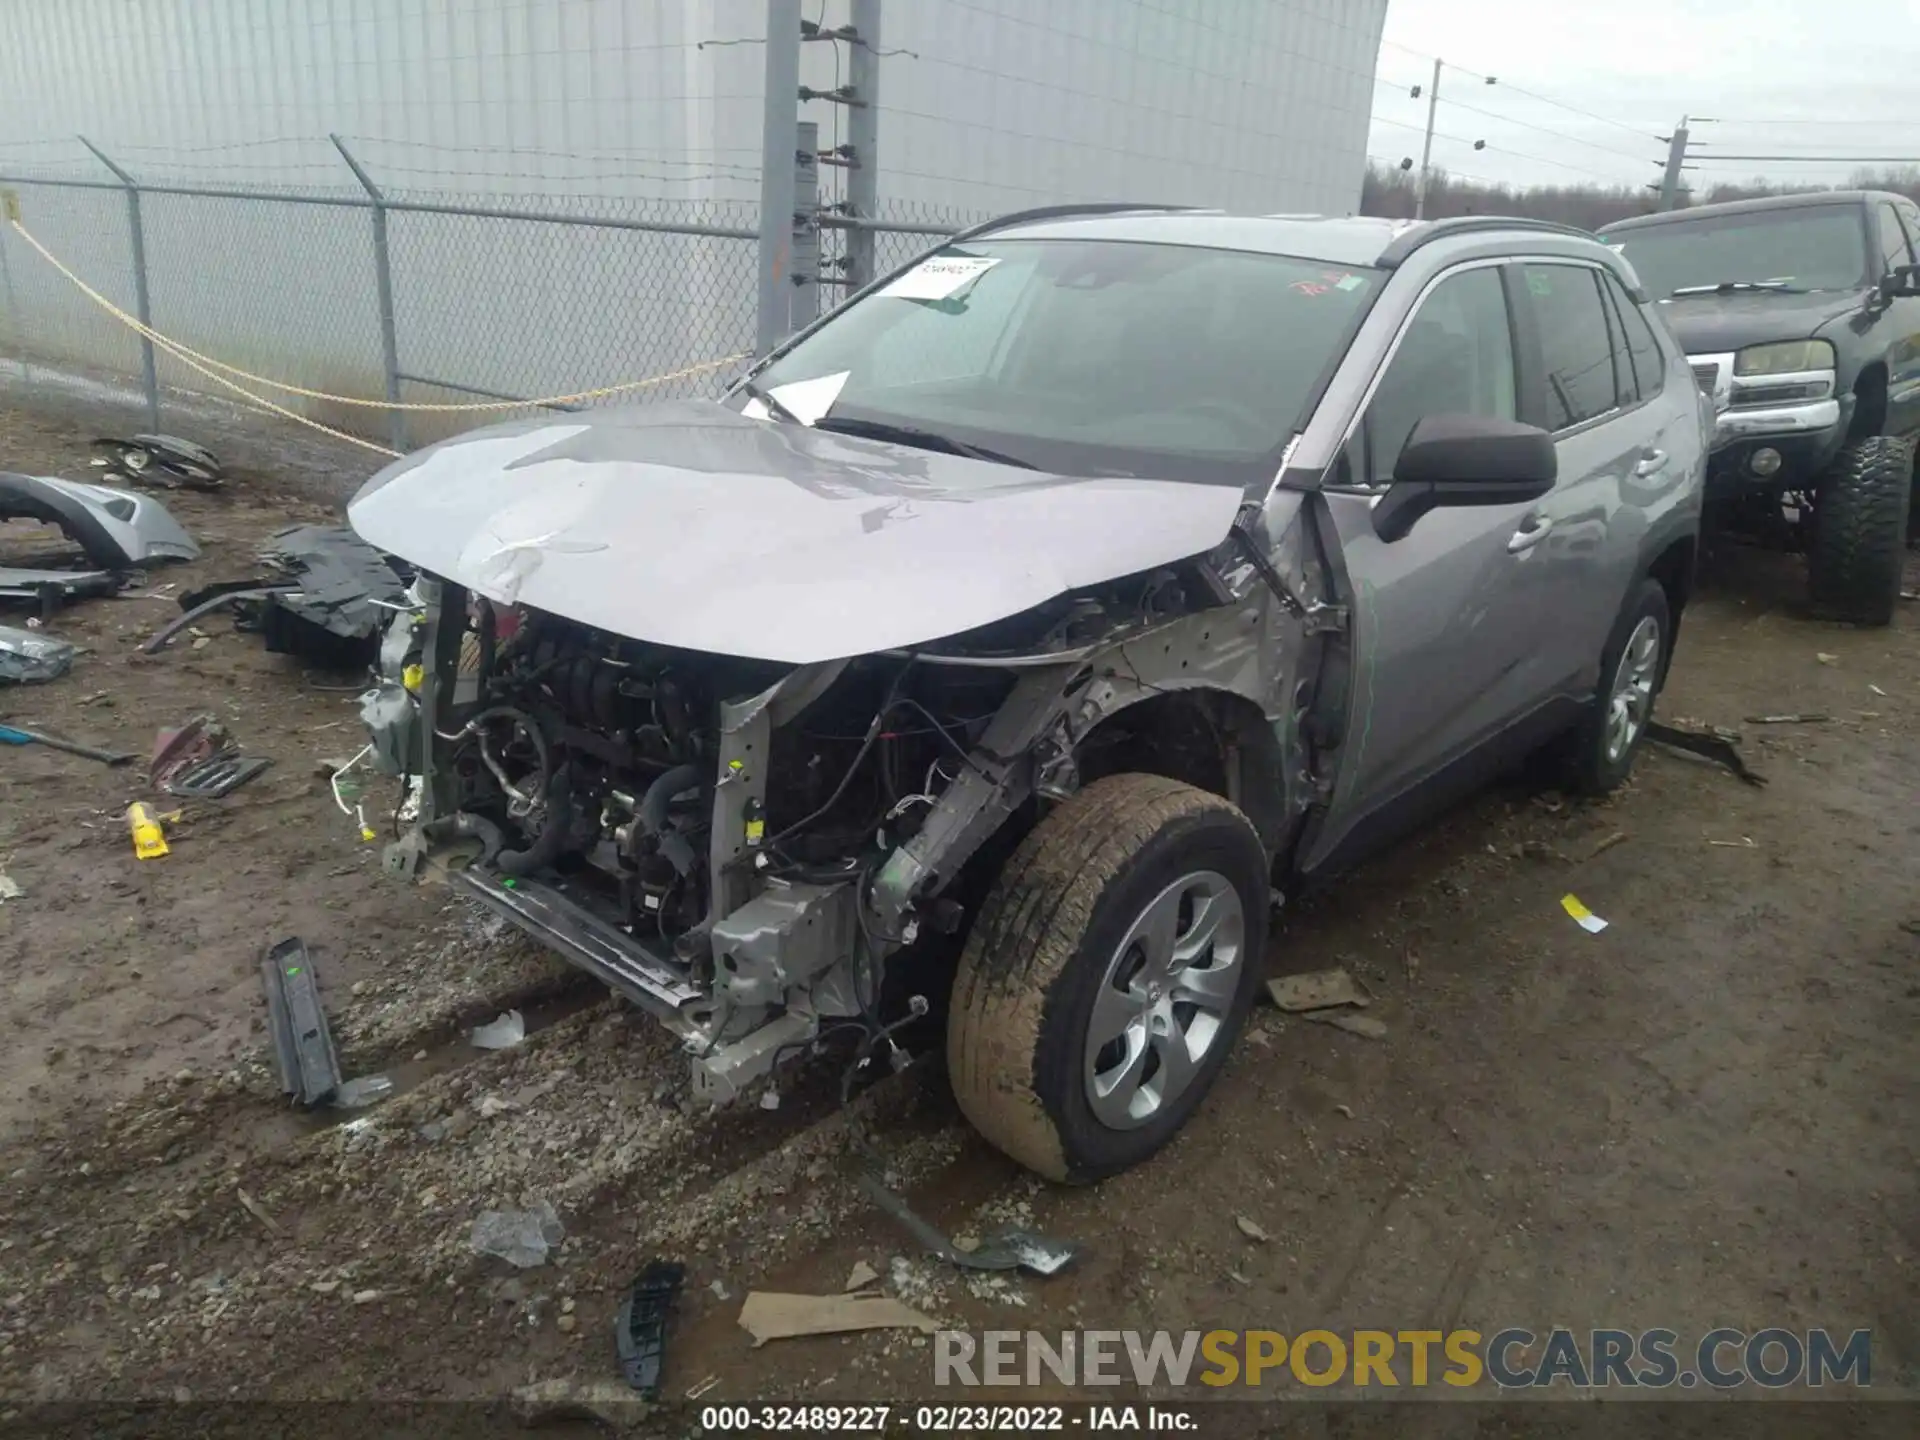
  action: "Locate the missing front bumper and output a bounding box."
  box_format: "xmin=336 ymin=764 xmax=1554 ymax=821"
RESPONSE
xmin=455 ymin=867 xmax=702 ymax=1019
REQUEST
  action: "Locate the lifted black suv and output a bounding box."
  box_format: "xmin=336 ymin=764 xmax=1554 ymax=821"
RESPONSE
xmin=1602 ymin=191 xmax=1920 ymax=624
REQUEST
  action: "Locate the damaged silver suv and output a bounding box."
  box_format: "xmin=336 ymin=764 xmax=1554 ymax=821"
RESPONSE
xmin=349 ymin=205 xmax=1706 ymax=1183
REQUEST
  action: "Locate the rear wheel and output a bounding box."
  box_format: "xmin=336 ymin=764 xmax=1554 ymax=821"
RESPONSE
xmin=1807 ymin=434 xmax=1912 ymax=625
xmin=1565 ymin=578 xmax=1670 ymax=796
xmin=947 ymin=774 xmax=1268 ymax=1183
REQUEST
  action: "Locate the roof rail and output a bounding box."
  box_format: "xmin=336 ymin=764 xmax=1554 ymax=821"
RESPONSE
xmin=1377 ymin=214 xmax=1597 ymax=267
xmin=947 ymin=202 xmax=1203 ymax=243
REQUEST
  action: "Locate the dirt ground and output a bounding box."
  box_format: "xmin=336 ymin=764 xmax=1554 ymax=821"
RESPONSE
xmin=0 ymin=381 xmax=1915 ymax=1423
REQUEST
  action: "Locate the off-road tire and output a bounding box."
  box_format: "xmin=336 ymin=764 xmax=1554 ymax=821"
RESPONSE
xmin=1808 ymin=435 xmax=1912 ymax=626
xmin=1565 ymin=578 xmax=1670 ymax=797
xmin=947 ymin=774 xmax=1268 ymax=1184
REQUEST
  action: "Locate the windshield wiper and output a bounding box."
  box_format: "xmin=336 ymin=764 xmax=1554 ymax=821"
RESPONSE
xmin=735 ymin=377 xmax=803 ymax=424
xmin=811 ymin=415 xmax=1039 ymax=469
xmin=1669 ymin=279 xmax=1808 ymax=297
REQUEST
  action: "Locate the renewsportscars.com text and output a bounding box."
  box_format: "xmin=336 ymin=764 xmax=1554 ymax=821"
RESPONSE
xmin=934 ymin=1327 xmax=1873 ymax=1390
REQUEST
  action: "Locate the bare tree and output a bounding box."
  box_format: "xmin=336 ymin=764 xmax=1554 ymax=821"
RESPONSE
xmin=1359 ymin=162 xmax=1920 ymax=231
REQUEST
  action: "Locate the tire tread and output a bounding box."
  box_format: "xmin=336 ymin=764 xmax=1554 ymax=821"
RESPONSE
xmin=947 ymin=774 xmax=1257 ymax=1182
xmin=1809 ymin=434 xmax=1913 ymax=626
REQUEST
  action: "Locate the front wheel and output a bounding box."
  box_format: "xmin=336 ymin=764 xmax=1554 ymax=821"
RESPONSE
xmin=947 ymin=774 xmax=1269 ymax=1184
xmin=1807 ymin=434 xmax=1912 ymax=625
xmin=1565 ymin=578 xmax=1671 ymax=796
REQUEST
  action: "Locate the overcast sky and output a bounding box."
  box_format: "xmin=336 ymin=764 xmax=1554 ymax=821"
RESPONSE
xmin=1368 ymin=0 xmax=1920 ymax=194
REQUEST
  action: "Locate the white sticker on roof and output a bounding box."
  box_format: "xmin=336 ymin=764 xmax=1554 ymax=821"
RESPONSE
xmin=881 ymin=255 xmax=1001 ymax=301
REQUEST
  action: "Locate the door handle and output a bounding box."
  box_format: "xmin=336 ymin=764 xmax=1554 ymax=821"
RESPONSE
xmin=1633 ymin=449 xmax=1668 ymax=477
xmin=1507 ymin=515 xmax=1554 ymax=553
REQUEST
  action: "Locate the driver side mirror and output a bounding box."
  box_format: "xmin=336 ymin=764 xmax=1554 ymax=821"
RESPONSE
xmin=1372 ymin=413 xmax=1558 ymax=543
xmin=1877 ymin=262 xmax=1920 ymax=302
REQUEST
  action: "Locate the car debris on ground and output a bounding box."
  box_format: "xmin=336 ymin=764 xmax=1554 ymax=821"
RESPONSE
xmin=1302 ymin=1010 xmax=1389 ymax=1040
xmin=857 ymin=1170 xmax=1078 ymax=1277
xmin=1644 ymin=720 xmax=1766 ymax=786
xmin=0 ymin=624 xmax=74 ymax=684
xmin=90 ymin=434 xmax=222 ymax=490
xmin=143 ymin=526 xmax=410 ymax=665
xmin=468 ymin=1198 xmax=564 ymax=1269
xmin=469 ymin=1009 xmax=526 ymax=1050
xmin=0 ymin=721 xmax=134 ymax=766
xmin=1265 ymin=968 xmax=1370 ymax=1012
xmin=0 ymin=873 xmax=20 ymax=903
xmin=0 ymin=471 xmax=198 ymax=614
xmin=1235 ymin=1215 xmax=1270 ymax=1242
xmin=148 ymin=712 xmax=270 ymax=796
xmin=616 ymin=1261 xmax=686 ymax=1396
xmin=1746 ymin=712 xmax=1829 ymax=725
xmin=843 ymin=1260 xmax=880 ymax=1292
xmin=737 ymin=1290 xmax=938 ymax=1347
xmin=260 ymin=936 xmax=346 ymax=1107
xmin=1267 ymin=966 xmax=1386 ymax=1037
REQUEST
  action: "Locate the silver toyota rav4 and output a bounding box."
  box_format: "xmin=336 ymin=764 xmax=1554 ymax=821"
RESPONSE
xmin=349 ymin=206 xmax=1707 ymax=1183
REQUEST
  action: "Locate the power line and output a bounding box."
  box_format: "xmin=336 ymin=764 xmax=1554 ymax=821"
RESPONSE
xmin=1434 ymin=93 xmax=1656 ymax=164
xmin=1371 ymin=114 xmax=1621 ymax=183
xmin=1709 ymin=117 xmax=1920 ymax=128
xmin=1376 ymin=37 xmax=1655 ymax=143
xmin=1697 ymin=154 xmax=1920 ymax=164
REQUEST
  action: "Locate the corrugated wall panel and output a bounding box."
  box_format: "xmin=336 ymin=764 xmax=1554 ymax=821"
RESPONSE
xmin=0 ymin=0 xmax=1386 ymax=430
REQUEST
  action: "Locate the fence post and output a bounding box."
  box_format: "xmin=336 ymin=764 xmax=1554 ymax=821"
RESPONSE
xmin=756 ymin=0 xmax=804 ymax=354
xmin=845 ymin=0 xmax=882 ymax=292
xmin=78 ymin=137 xmax=160 ymax=430
xmin=0 ymin=220 xmax=30 ymax=387
xmin=332 ymin=134 xmax=408 ymax=453
xmin=790 ymin=121 xmax=820 ymax=329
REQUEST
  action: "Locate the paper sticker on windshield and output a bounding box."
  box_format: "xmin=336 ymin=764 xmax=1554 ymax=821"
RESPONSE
xmin=763 ymin=370 xmax=849 ymax=425
xmin=882 ymin=255 xmax=1001 ymax=301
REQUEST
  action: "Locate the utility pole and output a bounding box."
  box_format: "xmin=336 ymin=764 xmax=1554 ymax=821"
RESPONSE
xmin=755 ymin=0 xmax=804 ymax=354
xmin=1656 ymin=116 xmax=1691 ymax=212
xmin=1413 ymin=58 xmax=1442 ymax=221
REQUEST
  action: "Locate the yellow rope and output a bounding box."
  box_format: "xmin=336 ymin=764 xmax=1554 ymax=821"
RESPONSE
xmin=8 ymin=217 xmax=748 ymax=421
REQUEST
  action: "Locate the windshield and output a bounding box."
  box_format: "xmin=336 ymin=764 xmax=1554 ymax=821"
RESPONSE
xmin=748 ymin=238 xmax=1381 ymax=485
xmin=1610 ymin=205 xmax=1869 ymax=298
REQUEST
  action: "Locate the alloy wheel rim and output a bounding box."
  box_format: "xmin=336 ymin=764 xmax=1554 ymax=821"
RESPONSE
xmin=1604 ymin=615 xmax=1662 ymax=765
xmin=1084 ymin=870 xmax=1245 ymax=1130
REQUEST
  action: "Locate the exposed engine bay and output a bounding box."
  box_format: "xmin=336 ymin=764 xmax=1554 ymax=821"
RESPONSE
xmin=362 ymin=523 xmax=1322 ymax=1105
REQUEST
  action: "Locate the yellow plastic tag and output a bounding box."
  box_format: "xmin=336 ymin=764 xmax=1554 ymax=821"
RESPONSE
xmin=745 ymin=818 xmax=765 ymax=844
xmin=1560 ymin=893 xmax=1608 ymax=933
xmin=402 ymin=662 xmax=424 ymax=693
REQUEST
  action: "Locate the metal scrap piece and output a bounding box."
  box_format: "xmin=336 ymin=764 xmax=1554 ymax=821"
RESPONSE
xmin=1645 ymin=721 xmax=1767 ymax=787
xmin=260 ymin=936 xmax=342 ymax=1107
xmin=142 ymin=587 xmax=298 ymax=654
xmin=162 ymin=754 xmax=272 ymax=798
xmin=856 ymin=1170 xmax=1078 ymax=1276
xmin=92 ymin=434 xmax=222 ymax=489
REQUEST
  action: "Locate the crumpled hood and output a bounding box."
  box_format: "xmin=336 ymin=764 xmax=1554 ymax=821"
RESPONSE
xmin=1656 ymin=287 xmax=1867 ymax=357
xmin=347 ymin=401 xmax=1245 ymax=664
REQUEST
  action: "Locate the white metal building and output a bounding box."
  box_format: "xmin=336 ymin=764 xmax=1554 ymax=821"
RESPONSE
xmin=0 ymin=0 xmax=1390 ymax=431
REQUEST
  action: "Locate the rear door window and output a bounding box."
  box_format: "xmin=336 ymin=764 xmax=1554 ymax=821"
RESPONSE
xmin=1521 ymin=264 xmax=1620 ymax=430
xmin=1601 ymin=272 xmax=1664 ymax=404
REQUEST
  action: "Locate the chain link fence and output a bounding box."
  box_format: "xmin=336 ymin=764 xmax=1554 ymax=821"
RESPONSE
xmin=0 ymin=156 xmax=959 ymax=453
